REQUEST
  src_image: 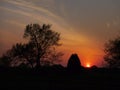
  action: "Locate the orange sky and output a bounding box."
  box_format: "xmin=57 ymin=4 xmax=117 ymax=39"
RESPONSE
xmin=0 ymin=0 xmax=120 ymax=67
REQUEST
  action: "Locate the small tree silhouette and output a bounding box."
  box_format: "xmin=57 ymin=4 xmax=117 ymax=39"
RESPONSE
xmin=0 ymin=53 xmax=12 ymax=67
xmin=67 ymin=54 xmax=81 ymax=72
xmin=104 ymin=36 xmax=120 ymax=68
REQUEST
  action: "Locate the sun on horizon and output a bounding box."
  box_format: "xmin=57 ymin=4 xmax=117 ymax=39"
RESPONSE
xmin=86 ymin=63 xmax=91 ymax=68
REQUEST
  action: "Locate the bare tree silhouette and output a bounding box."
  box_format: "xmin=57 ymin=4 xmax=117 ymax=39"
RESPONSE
xmin=0 ymin=24 xmax=62 ymax=68
xmin=24 ymin=24 xmax=61 ymax=68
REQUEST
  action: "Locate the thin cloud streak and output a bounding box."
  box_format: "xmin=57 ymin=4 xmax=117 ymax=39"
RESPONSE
xmin=4 ymin=0 xmax=67 ymax=26
xmin=0 ymin=0 xmax=90 ymax=48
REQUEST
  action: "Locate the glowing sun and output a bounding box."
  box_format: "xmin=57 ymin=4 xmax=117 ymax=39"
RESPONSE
xmin=86 ymin=63 xmax=90 ymax=68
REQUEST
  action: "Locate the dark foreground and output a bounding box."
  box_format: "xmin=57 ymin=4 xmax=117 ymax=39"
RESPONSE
xmin=0 ymin=66 xmax=120 ymax=90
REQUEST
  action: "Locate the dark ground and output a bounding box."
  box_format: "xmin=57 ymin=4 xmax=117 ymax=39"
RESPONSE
xmin=0 ymin=66 xmax=120 ymax=90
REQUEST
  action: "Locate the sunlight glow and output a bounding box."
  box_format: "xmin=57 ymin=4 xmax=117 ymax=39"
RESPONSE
xmin=86 ymin=63 xmax=90 ymax=68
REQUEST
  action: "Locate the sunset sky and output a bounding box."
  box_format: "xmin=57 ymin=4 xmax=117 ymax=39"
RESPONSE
xmin=0 ymin=0 xmax=120 ymax=67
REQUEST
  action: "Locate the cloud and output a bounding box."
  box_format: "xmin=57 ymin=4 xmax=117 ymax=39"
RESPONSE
xmin=1 ymin=0 xmax=90 ymax=43
xmin=1 ymin=0 xmax=71 ymax=32
xmin=4 ymin=0 xmax=64 ymax=23
xmin=32 ymin=0 xmax=55 ymax=7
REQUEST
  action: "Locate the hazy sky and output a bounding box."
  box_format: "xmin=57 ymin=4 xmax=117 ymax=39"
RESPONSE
xmin=0 ymin=0 xmax=120 ymax=67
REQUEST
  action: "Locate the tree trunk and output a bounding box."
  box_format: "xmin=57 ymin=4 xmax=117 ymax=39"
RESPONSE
xmin=26 ymin=57 xmax=34 ymax=69
xmin=36 ymin=55 xmax=41 ymax=69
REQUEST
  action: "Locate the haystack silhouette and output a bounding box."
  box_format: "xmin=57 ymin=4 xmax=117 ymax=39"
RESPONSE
xmin=67 ymin=54 xmax=81 ymax=73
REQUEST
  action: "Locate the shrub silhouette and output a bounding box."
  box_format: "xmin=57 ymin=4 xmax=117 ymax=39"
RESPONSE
xmin=67 ymin=54 xmax=81 ymax=72
xmin=104 ymin=36 xmax=120 ymax=68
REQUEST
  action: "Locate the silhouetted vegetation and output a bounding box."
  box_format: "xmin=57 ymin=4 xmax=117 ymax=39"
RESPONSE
xmin=104 ymin=36 xmax=120 ymax=68
xmin=0 ymin=24 xmax=120 ymax=90
xmin=0 ymin=53 xmax=120 ymax=89
xmin=0 ymin=54 xmax=12 ymax=67
xmin=0 ymin=24 xmax=63 ymax=68
xmin=0 ymin=65 xmax=120 ymax=89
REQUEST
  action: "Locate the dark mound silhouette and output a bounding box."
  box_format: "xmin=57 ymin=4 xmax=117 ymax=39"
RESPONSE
xmin=67 ymin=53 xmax=81 ymax=72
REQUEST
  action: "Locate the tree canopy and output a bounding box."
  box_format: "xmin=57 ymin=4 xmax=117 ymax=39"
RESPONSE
xmin=104 ymin=36 xmax=120 ymax=68
xmin=0 ymin=24 xmax=62 ymax=68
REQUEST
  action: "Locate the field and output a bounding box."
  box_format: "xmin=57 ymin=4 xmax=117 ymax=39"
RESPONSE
xmin=0 ymin=67 xmax=120 ymax=90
